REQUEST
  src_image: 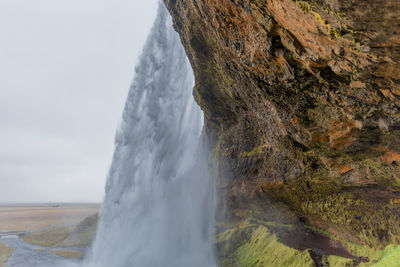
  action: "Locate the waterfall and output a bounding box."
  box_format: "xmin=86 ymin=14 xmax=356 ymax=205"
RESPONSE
xmin=83 ymin=3 xmax=216 ymax=267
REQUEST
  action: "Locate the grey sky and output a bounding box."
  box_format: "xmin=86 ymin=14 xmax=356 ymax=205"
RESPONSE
xmin=0 ymin=0 xmax=158 ymax=202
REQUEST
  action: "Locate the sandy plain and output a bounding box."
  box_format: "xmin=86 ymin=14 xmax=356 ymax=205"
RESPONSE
xmin=0 ymin=203 xmax=100 ymax=233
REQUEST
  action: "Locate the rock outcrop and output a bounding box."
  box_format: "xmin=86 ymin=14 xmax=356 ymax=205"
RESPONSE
xmin=164 ymin=0 xmax=400 ymax=265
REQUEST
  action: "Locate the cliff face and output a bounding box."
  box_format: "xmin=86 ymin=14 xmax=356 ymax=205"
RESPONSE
xmin=164 ymin=0 xmax=400 ymax=265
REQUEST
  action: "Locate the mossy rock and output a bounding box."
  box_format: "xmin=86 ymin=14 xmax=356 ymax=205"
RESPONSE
xmin=217 ymin=224 xmax=315 ymax=267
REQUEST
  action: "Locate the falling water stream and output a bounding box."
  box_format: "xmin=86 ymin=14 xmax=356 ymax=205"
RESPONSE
xmin=83 ymin=3 xmax=216 ymax=267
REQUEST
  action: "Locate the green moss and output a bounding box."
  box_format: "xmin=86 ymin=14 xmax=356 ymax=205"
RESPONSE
xmin=335 ymin=243 xmax=400 ymax=267
xmin=205 ymin=60 xmax=235 ymax=98
xmin=372 ymin=245 xmax=400 ymax=266
xmin=266 ymin=160 xmax=400 ymax=248
xmin=291 ymin=0 xmax=367 ymax=54
xmin=312 ymin=11 xmax=327 ymax=25
xmin=292 ymin=242 xmax=400 ymax=266
xmin=311 ymin=11 xmax=345 ymax=39
xmin=306 ymin=190 xmax=400 ymax=247
xmin=293 ymin=1 xmax=364 ymax=46
xmin=326 ymin=255 xmax=354 ymax=266
xmin=306 ymin=105 xmax=341 ymax=130
xmin=217 ymin=220 xmax=400 ymax=267
xmin=235 ymin=226 xmax=314 ymax=267
xmin=381 ymin=130 xmax=400 ymax=151
xmin=346 ymin=242 xmax=385 ymax=265
xmin=212 ymin=132 xmax=223 ymax=158
xmin=355 ymin=159 xmax=400 ymax=188
xmin=216 ymin=224 xmax=255 ymax=259
xmin=321 ymin=6 xmax=347 ymax=21
xmin=194 ymin=85 xmax=203 ymax=107
xmin=241 ymin=144 xmax=267 ymax=157
xmin=328 ymin=25 xmax=342 ymax=38
xmin=295 ymin=1 xmax=311 ymax=14
xmin=272 ymin=123 xmax=400 ymax=248
xmin=217 ymin=224 xmax=314 ymax=267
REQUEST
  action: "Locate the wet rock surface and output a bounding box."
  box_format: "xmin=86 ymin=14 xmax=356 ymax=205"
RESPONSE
xmin=164 ymin=0 xmax=400 ymax=265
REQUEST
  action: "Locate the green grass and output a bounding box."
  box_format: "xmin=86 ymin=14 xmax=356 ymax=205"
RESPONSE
xmin=323 ymin=244 xmax=400 ymax=266
xmin=327 ymin=255 xmax=354 ymax=266
xmin=235 ymin=226 xmax=315 ymax=267
xmin=217 ymin=223 xmax=315 ymax=267
xmin=216 ymin=219 xmax=400 ymax=267
xmin=372 ymin=245 xmax=400 ymax=267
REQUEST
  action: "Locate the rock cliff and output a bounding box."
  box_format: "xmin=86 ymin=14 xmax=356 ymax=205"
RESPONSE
xmin=164 ymin=0 xmax=400 ymax=266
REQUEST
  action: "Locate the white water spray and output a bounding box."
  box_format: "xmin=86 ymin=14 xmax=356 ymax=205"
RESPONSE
xmin=83 ymin=3 xmax=216 ymax=267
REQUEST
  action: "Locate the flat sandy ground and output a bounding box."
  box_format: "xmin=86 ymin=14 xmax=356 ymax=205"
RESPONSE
xmin=0 ymin=203 xmax=100 ymax=232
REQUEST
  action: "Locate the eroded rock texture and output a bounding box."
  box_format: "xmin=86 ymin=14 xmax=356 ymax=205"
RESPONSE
xmin=164 ymin=0 xmax=400 ymax=265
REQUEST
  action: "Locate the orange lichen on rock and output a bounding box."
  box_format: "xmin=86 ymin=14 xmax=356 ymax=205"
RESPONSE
xmin=380 ymin=151 xmax=400 ymax=164
xmin=333 ymin=164 xmax=353 ymax=174
xmin=328 ymin=120 xmax=356 ymax=149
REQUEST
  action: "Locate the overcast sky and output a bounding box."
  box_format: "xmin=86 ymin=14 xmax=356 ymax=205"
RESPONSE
xmin=0 ymin=0 xmax=158 ymax=203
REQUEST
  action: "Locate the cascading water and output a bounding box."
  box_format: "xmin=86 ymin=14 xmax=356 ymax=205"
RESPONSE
xmin=83 ymin=3 xmax=216 ymax=267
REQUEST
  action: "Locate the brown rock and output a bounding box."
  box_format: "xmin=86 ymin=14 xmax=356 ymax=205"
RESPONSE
xmin=350 ymin=81 xmax=366 ymax=89
xmin=164 ymin=0 xmax=400 ymax=254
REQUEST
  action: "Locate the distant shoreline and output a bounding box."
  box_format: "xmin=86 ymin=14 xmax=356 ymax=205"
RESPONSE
xmin=0 ymin=204 xmax=100 ymax=233
xmin=0 ymin=203 xmax=101 ymax=208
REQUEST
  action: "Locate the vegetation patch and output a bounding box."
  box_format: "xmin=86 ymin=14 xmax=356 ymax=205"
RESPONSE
xmin=241 ymin=144 xmax=267 ymax=157
xmin=268 ymin=171 xmax=400 ymax=248
xmin=317 ymin=243 xmax=400 ymax=266
xmin=295 ymin=1 xmax=311 ymax=14
xmin=326 ymin=255 xmax=354 ymax=266
xmin=292 ymin=0 xmax=364 ymax=44
xmin=372 ymin=245 xmax=400 ymax=266
xmin=217 ymin=223 xmax=314 ymax=267
xmin=22 ymin=213 xmax=98 ymax=248
xmin=0 ymin=241 xmax=13 ymax=267
xmin=51 ymin=250 xmax=83 ymax=259
xmin=22 ymin=226 xmax=72 ymax=247
xmin=61 ymin=213 xmax=98 ymax=248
